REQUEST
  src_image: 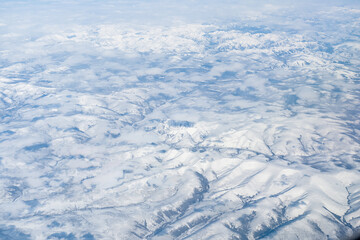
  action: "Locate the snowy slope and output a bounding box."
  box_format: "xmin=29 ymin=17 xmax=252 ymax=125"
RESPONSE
xmin=0 ymin=1 xmax=360 ymax=239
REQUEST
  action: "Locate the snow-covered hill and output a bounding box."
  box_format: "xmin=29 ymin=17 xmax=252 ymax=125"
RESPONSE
xmin=0 ymin=1 xmax=359 ymax=239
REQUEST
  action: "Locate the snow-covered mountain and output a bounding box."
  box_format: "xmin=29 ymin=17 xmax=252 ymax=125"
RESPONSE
xmin=0 ymin=1 xmax=359 ymax=239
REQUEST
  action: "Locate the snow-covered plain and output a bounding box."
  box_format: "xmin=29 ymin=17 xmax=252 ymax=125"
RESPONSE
xmin=1 ymin=0 xmax=360 ymax=239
